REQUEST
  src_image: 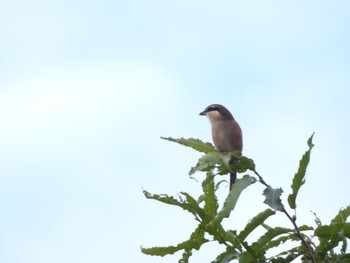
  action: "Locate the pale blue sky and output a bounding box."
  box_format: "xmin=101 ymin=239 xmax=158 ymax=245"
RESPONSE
xmin=0 ymin=1 xmax=349 ymax=262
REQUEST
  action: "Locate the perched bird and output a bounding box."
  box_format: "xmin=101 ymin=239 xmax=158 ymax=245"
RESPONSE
xmin=199 ymin=104 xmax=243 ymax=189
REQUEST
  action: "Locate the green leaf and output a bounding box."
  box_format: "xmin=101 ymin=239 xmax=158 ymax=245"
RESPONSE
xmin=264 ymin=226 xmax=313 ymax=257
xmin=141 ymin=226 xmax=208 ymax=257
xmin=189 ymin=152 xmax=225 ymax=175
xmin=209 ymin=175 xmax=256 ymax=226
xmin=263 ymin=186 xmax=284 ymax=211
xmin=212 ymin=247 xmax=240 ymax=263
xmin=298 ymin=224 xmax=314 ymax=231
xmin=270 ymin=252 xmax=300 ymax=263
xmin=331 ymin=205 xmax=350 ymax=224
xmin=180 ymin=192 xmax=207 ymax=220
xmin=238 ymin=252 xmax=257 ymax=263
xmin=330 ymin=206 xmax=350 ymax=254
xmin=316 ymin=206 xmax=350 ymax=256
xmin=273 ymin=246 xmax=300 ymax=257
xmin=264 ymin=233 xmax=299 ymax=253
xmin=161 ymin=137 xmax=215 ymax=153
xmin=143 ymin=190 xmax=205 ymax=219
xmin=222 ymin=230 xmax=244 ymax=252
xmin=315 ymin=223 xmax=350 ymax=239
xmin=179 ymin=249 xmax=192 ymax=263
xmin=143 ymin=190 xmax=184 ymax=207
xmin=238 ymin=209 xmax=276 ymax=242
xmin=189 ymin=152 xmax=255 ymax=176
xmin=230 ymin=155 xmax=256 ymax=173
xmin=203 ymin=172 xmax=219 ymax=217
xmin=141 ymin=245 xmax=180 ymax=257
xmin=332 ymin=254 xmax=350 ymax=262
xmin=229 ymin=210 xmax=276 ymax=261
xmin=251 ymin=227 xmax=295 ymax=257
xmin=341 ymin=237 xmax=348 ymax=254
xmin=287 ymin=133 xmax=315 ymax=209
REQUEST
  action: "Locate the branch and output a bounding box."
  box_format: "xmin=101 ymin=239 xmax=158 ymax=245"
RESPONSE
xmin=282 ymin=208 xmax=315 ymax=263
xmin=253 ymin=170 xmax=268 ymax=187
xmin=254 ymin=170 xmax=316 ymax=263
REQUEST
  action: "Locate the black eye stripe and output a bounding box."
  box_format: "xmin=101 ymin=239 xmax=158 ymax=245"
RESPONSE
xmin=207 ymin=106 xmax=220 ymax=112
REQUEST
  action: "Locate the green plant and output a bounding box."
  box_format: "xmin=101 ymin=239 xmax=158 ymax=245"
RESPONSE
xmin=141 ymin=134 xmax=350 ymax=262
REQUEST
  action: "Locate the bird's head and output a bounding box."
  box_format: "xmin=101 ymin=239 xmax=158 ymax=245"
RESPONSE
xmin=199 ymin=104 xmax=234 ymax=123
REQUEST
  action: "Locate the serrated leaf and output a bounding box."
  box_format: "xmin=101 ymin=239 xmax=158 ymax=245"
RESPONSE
xmin=189 ymin=152 xmax=255 ymax=176
xmin=331 ymin=205 xmax=350 ymax=224
xmin=315 ymin=206 xmax=350 ymax=256
xmin=252 ymin=227 xmax=294 ymax=257
xmin=265 ymin=227 xmax=314 ymax=258
xmin=298 ymin=224 xmax=314 ymax=231
xmin=141 ymin=226 xmax=208 ymax=257
xmin=333 ymin=254 xmax=350 ymax=262
xmin=212 ymin=247 xmax=240 ymax=263
xmin=141 ymin=245 xmax=180 ymax=257
xmin=264 ymin=233 xmax=299 ymax=252
xmin=315 ymin=223 xmax=350 ymax=239
xmin=273 ymin=246 xmax=300 ymax=257
xmin=203 ymin=171 xmax=219 ymax=217
xmin=143 ymin=190 xmax=204 ymax=218
xmin=180 ymin=192 xmax=207 ymax=220
xmin=238 ymin=252 xmax=255 ymax=263
xmin=238 ymin=209 xmax=276 ymax=242
xmin=209 ymin=175 xmax=256 ymax=226
xmin=238 ymin=245 xmax=261 ymax=263
xmin=218 ymin=153 xmax=255 ymax=175
xmin=263 ymin=186 xmax=284 ymax=211
xmin=223 ymin=230 xmax=243 ymax=251
xmin=287 ymin=133 xmax=315 ymax=209
xmin=315 ymin=222 xmax=350 ymax=256
xmin=161 ymin=137 xmax=215 ymax=153
xmin=189 ymin=152 xmax=224 ymax=175
xmin=230 ymin=155 xmax=256 ymax=173
xmin=270 ymin=252 xmax=300 ymax=263
xmin=341 ymin=237 xmax=347 ymax=254
xmin=179 ymin=249 xmax=192 ymax=263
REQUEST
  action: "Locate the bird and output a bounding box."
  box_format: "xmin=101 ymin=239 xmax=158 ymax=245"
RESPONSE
xmin=199 ymin=104 xmax=243 ymax=190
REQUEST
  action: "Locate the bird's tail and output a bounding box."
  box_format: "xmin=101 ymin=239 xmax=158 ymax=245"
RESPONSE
xmin=230 ymin=172 xmax=237 ymax=190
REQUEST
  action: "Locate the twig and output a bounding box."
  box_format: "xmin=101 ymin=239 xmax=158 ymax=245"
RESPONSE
xmin=282 ymin=208 xmax=316 ymax=263
xmin=253 ymin=170 xmax=268 ymax=187
xmin=253 ymin=169 xmax=316 ymax=263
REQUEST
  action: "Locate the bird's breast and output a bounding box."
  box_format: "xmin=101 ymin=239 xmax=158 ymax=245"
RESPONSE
xmin=211 ymin=120 xmax=242 ymax=152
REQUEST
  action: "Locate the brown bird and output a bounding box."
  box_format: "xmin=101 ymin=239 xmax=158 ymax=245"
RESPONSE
xmin=199 ymin=104 xmax=243 ymax=189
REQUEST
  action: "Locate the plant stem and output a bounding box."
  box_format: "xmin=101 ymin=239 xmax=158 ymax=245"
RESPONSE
xmin=282 ymin=208 xmax=316 ymax=263
xmin=253 ymin=170 xmax=268 ymax=187
xmin=254 ymin=169 xmax=316 ymax=263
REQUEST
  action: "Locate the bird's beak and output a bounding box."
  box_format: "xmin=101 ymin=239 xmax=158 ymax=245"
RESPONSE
xmin=199 ymin=110 xmax=207 ymax=116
